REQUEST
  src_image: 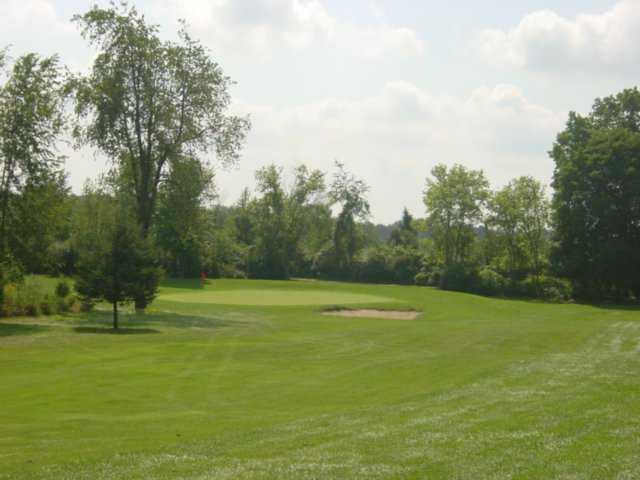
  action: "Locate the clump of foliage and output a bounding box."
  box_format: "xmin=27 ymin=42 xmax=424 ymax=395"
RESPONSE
xmin=75 ymin=217 xmax=161 ymax=329
xmin=551 ymin=88 xmax=640 ymax=302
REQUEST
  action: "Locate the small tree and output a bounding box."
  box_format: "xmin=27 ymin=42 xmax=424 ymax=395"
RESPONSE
xmin=330 ymin=162 xmax=370 ymax=277
xmin=75 ymin=218 xmax=160 ymax=329
xmin=389 ymin=208 xmax=418 ymax=248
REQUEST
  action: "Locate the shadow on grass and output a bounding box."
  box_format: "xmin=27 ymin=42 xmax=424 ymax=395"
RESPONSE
xmin=0 ymin=322 xmax=50 ymax=337
xmin=75 ymin=310 xmax=239 ymax=331
xmin=73 ymin=326 xmax=160 ymax=335
xmin=161 ymin=278 xmax=207 ymax=290
xmin=591 ymin=303 xmax=640 ymax=312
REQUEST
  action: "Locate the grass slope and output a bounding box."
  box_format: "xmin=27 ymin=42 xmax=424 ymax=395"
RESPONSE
xmin=1 ymin=279 xmax=639 ymax=479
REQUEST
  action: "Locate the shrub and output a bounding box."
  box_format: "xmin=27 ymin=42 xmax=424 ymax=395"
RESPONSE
xmin=439 ymin=264 xmax=479 ymax=293
xmin=356 ymin=248 xmax=393 ymax=284
xmin=391 ymin=249 xmax=422 ymax=285
xmin=414 ymin=271 xmax=430 ymax=286
xmin=40 ymin=294 xmax=56 ymax=315
xmin=476 ymin=267 xmax=508 ymax=296
xmin=55 ymin=280 xmax=71 ymax=299
xmin=516 ymin=275 xmax=572 ymax=302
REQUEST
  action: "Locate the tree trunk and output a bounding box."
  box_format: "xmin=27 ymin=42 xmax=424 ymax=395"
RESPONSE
xmin=113 ymin=302 xmax=119 ymax=330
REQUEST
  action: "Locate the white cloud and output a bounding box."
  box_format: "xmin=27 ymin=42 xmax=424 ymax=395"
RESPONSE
xmin=0 ymin=0 xmax=90 ymax=71
xmin=217 ymin=82 xmax=564 ymax=222
xmin=152 ymin=0 xmax=424 ymax=61
xmin=477 ymin=0 xmax=640 ymax=74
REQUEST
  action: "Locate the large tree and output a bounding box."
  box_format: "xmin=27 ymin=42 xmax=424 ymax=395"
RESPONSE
xmin=424 ymin=164 xmax=489 ymax=266
xmin=70 ymin=4 xmax=250 ymax=239
xmin=551 ymin=88 xmax=640 ymax=301
xmin=0 ymin=52 xmax=66 ymax=259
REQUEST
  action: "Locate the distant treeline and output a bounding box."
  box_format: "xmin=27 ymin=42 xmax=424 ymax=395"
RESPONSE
xmin=1 ymin=3 xmax=639 ymax=315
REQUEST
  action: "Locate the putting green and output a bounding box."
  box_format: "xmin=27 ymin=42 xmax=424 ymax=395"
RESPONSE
xmin=160 ymin=289 xmax=395 ymax=306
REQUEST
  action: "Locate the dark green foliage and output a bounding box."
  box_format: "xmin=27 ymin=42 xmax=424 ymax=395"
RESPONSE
xmin=249 ymin=166 xmax=289 ymax=279
xmin=0 ymin=52 xmax=67 ymax=274
xmin=75 ymin=218 xmax=161 ymax=328
xmin=54 ymin=280 xmax=71 ymax=299
xmin=155 ymin=158 xmax=214 ymax=277
xmin=438 ymin=264 xmax=480 ymax=293
xmin=389 ymin=208 xmax=418 ymax=248
xmin=551 ymin=88 xmax=640 ymax=301
xmin=354 ymin=245 xmax=422 ymax=285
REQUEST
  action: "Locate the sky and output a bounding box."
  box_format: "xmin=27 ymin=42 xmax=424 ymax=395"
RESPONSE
xmin=1 ymin=0 xmax=638 ymax=223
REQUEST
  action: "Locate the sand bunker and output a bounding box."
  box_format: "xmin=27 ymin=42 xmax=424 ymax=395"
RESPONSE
xmin=322 ymin=309 xmax=420 ymax=320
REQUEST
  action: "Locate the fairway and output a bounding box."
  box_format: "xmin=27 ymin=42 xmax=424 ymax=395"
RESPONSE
xmin=2 ymin=279 xmax=640 ymax=479
xmin=160 ymin=288 xmax=394 ymax=306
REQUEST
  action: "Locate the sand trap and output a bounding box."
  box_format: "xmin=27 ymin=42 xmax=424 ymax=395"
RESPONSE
xmin=322 ymin=309 xmax=420 ymax=320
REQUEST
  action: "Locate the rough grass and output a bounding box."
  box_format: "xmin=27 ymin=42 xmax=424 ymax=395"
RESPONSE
xmin=1 ymin=279 xmax=639 ymax=479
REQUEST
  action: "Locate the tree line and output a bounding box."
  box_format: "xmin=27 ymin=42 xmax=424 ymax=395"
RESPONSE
xmin=1 ymin=3 xmax=639 ymax=325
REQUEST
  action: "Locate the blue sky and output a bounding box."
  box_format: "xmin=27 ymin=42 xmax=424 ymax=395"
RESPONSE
xmin=1 ymin=0 xmax=636 ymax=222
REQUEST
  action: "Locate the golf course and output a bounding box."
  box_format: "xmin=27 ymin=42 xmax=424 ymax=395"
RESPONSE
xmin=1 ymin=278 xmax=639 ymax=479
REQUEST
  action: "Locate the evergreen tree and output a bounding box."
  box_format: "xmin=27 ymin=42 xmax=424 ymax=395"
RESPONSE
xmin=75 ymin=216 xmax=161 ymax=329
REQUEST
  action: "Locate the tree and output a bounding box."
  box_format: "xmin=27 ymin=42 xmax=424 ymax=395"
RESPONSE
xmin=70 ymin=3 xmax=249 ymax=305
xmin=9 ymin=170 xmax=71 ymax=273
xmin=154 ymin=158 xmax=214 ymax=277
xmin=330 ymin=162 xmax=370 ymax=277
xmin=0 ymin=52 xmax=66 ymax=259
xmin=250 ymin=165 xmax=288 ymax=279
xmin=489 ymin=177 xmax=549 ymax=278
xmin=75 ymin=213 xmax=160 ymax=329
xmin=551 ymin=88 xmax=640 ymax=300
xmin=423 ymin=164 xmax=489 ymax=266
xmin=389 ymin=208 xmax=418 ymax=248
xmin=284 ymin=165 xmax=326 ymax=275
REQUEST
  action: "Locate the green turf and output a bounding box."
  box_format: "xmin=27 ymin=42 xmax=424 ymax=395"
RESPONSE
xmin=161 ymin=288 xmax=394 ymax=305
xmin=1 ymin=279 xmax=639 ymax=479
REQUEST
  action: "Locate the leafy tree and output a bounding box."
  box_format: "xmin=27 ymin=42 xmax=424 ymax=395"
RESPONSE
xmin=423 ymin=164 xmax=489 ymax=266
xmin=551 ymin=89 xmax=640 ymax=300
xmin=284 ymin=165 xmax=326 ymax=275
xmin=233 ymin=187 xmax=255 ymax=246
xmin=489 ymin=176 xmax=549 ymax=278
xmin=75 ymin=210 xmax=160 ymax=329
xmin=250 ymin=165 xmax=288 ymax=279
xmin=9 ymin=171 xmax=71 ymax=273
xmin=154 ymin=158 xmax=214 ymax=277
xmin=0 ymin=52 xmax=66 ymax=259
xmin=70 ymin=4 xmax=249 ymax=235
xmin=70 ymin=3 xmax=249 ymax=303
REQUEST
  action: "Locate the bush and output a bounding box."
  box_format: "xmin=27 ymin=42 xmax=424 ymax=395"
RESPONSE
xmin=414 ymin=271 xmax=430 ymax=286
xmin=476 ymin=267 xmax=508 ymax=296
xmin=391 ymin=249 xmax=422 ymax=285
xmin=1 ymin=276 xmax=79 ymax=317
xmin=40 ymin=294 xmax=56 ymax=315
xmin=439 ymin=264 xmax=479 ymax=293
xmin=516 ymin=275 xmax=572 ymax=302
xmin=356 ymin=248 xmax=394 ymax=284
xmin=55 ymin=280 xmax=71 ymax=299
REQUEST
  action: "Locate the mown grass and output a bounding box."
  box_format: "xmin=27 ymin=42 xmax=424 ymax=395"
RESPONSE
xmin=1 ymin=279 xmax=639 ymax=479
